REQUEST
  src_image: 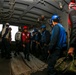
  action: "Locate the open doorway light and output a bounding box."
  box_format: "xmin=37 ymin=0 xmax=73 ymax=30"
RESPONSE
xmin=22 ymin=0 xmax=39 ymax=2
xmin=9 ymin=25 xmax=18 ymax=41
xmin=0 ymin=24 xmax=3 ymax=32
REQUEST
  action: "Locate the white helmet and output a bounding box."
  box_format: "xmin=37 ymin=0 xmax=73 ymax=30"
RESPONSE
xmin=6 ymin=23 xmax=10 ymax=26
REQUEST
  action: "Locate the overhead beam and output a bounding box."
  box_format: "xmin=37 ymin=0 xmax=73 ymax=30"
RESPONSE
xmin=45 ymin=0 xmax=62 ymax=11
xmin=3 ymin=20 xmax=37 ymax=26
xmin=45 ymin=0 xmax=68 ymax=13
xmin=28 ymin=11 xmax=51 ymax=18
xmin=0 ymin=0 xmax=4 ymax=19
xmin=0 ymin=0 xmax=4 ymax=10
xmin=8 ymin=0 xmax=15 ymax=18
xmin=63 ymin=0 xmax=69 ymax=5
xmin=23 ymin=15 xmax=37 ymax=19
xmin=13 ymin=13 xmax=38 ymax=19
xmin=35 ymin=4 xmax=54 ymax=14
xmin=22 ymin=17 xmax=37 ymax=21
xmin=5 ymin=17 xmax=37 ymax=23
xmin=2 ymin=0 xmax=16 ymax=19
xmin=19 ymin=0 xmax=40 ymax=20
xmin=4 ymin=0 xmax=30 ymax=5
xmin=21 ymin=18 xmax=37 ymax=22
xmin=11 ymin=16 xmax=37 ymax=22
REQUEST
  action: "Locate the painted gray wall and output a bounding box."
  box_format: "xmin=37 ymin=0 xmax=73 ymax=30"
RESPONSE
xmin=60 ymin=12 xmax=68 ymax=31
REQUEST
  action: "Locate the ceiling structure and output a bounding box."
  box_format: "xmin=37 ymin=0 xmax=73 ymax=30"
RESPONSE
xmin=0 ymin=0 xmax=70 ymax=27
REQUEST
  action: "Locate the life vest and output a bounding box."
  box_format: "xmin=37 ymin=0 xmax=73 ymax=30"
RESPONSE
xmin=21 ymin=32 xmax=30 ymax=43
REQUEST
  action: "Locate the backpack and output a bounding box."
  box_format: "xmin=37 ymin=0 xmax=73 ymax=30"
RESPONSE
xmin=15 ymin=32 xmax=21 ymax=41
xmin=55 ymin=55 xmax=76 ymax=74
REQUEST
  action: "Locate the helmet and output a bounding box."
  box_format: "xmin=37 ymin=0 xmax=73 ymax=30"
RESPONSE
xmin=41 ymin=25 xmax=46 ymax=28
xmin=6 ymin=23 xmax=10 ymax=26
xmin=71 ymin=0 xmax=76 ymax=3
xmin=23 ymin=26 xmax=28 ymax=29
xmin=69 ymin=0 xmax=76 ymax=9
xmin=50 ymin=15 xmax=60 ymax=24
xmin=33 ymin=28 xmax=38 ymax=32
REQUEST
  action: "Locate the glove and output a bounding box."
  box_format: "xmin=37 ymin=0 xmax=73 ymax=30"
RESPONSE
xmin=48 ymin=50 xmax=51 ymax=55
xmin=23 ymin=44 xmax=25 ymax=47
xmin=68 ymin=47 xmax=74 ymax=56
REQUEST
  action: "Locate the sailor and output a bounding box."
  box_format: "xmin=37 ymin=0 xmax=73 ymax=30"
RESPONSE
xmin=1 ymin=23 xmax=12 ymax=59
xmin=48 ymin=15 xmax=67 ymax=75
xmin=22 ymin=26 xmax=31 ymax=61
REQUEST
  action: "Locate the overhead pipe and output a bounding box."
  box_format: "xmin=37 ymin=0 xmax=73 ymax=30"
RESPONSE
xmin=9 ymin=0 xmax=15 ymax=18
xmin=0 ymin=0 xmax=4 ymax=12
xmin=63 ymin=0 xmax=69 ymax=5
xmin=3 ymin=0 xmax=15 ymax=20
xmin=0 ymin=0 xmax=4 ymax=21
xmin=39 ymin=0 xmax=45 ymax=6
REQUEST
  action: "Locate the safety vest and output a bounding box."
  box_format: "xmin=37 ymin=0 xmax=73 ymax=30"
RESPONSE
xmin=22 ymin=32 xmax=30 ymax=43
xmin=56 ymin=23 xmax=67 ymax=49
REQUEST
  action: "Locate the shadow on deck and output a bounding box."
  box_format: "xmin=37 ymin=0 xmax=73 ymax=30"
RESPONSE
xmin=0 ymin=58 xmax=10 ymax=75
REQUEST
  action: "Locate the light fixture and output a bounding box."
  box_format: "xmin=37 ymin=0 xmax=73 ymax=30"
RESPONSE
xmin=39 ymin=0 xmax=45 ymax=6
xmin=59 ymin=1 xmax=63 ymax=10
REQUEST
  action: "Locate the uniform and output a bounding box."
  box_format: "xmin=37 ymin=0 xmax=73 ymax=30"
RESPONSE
xmin=34 ymin=29 xmax=41 ymax=58
xmin=68 ymin=1 xmax=76 ymax=56
xmin=15 ymin=30 xmax=22 ymax=56
xmin=31 ymin=31 xmax=36 ymax=55
xmin=40 ymin=25 xmax=50 ymax=61
xmin=48 ymin=15 xmax=67 ymax=75
xmin=1 ymin=23 xmax=11 ymax=59
xmin=22 ymin=26 xmax=31 ymax=61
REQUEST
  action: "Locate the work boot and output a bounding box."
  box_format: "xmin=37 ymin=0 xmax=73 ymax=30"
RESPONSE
xmin=27 ymin=56 xmax=30 ymax=61
xmin=6 ymin=56 xmax=12 ymax=59
xmin=27 ymin=58 xmax=30 ymax=61
xmin=14 ymin=53 xmax=17 ymax=57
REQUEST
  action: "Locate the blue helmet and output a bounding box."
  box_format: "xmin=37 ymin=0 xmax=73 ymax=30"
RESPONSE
xmin=50 ymin=15 xmax=60 ymax=24
xmin=41 ymin=25 xmax=46 ymax=28
xmin=33 ymin=28 xmax=38 ymax=32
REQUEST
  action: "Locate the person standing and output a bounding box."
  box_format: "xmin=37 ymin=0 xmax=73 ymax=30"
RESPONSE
xmin=31 ymin=31 xmax=36 ymax=55
xmin=0 ymin=31 xmax=2 ymax=53
xmin=40 ymin=25 xmax=50 ymax=61
xmin=1 ymin=23 xmax=11 ymax=59
xmin=48 ymin=15 xmax=67 ymax=75
xmin=33 ymin=28 xmax=41 ymax=58
xmin=21 ymin=26 xmax=31 ymax=61
xmin=68 ymin=0 xmax=76 ymax=57
xmin=14 ymin=27 xmax=22 ymax=56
